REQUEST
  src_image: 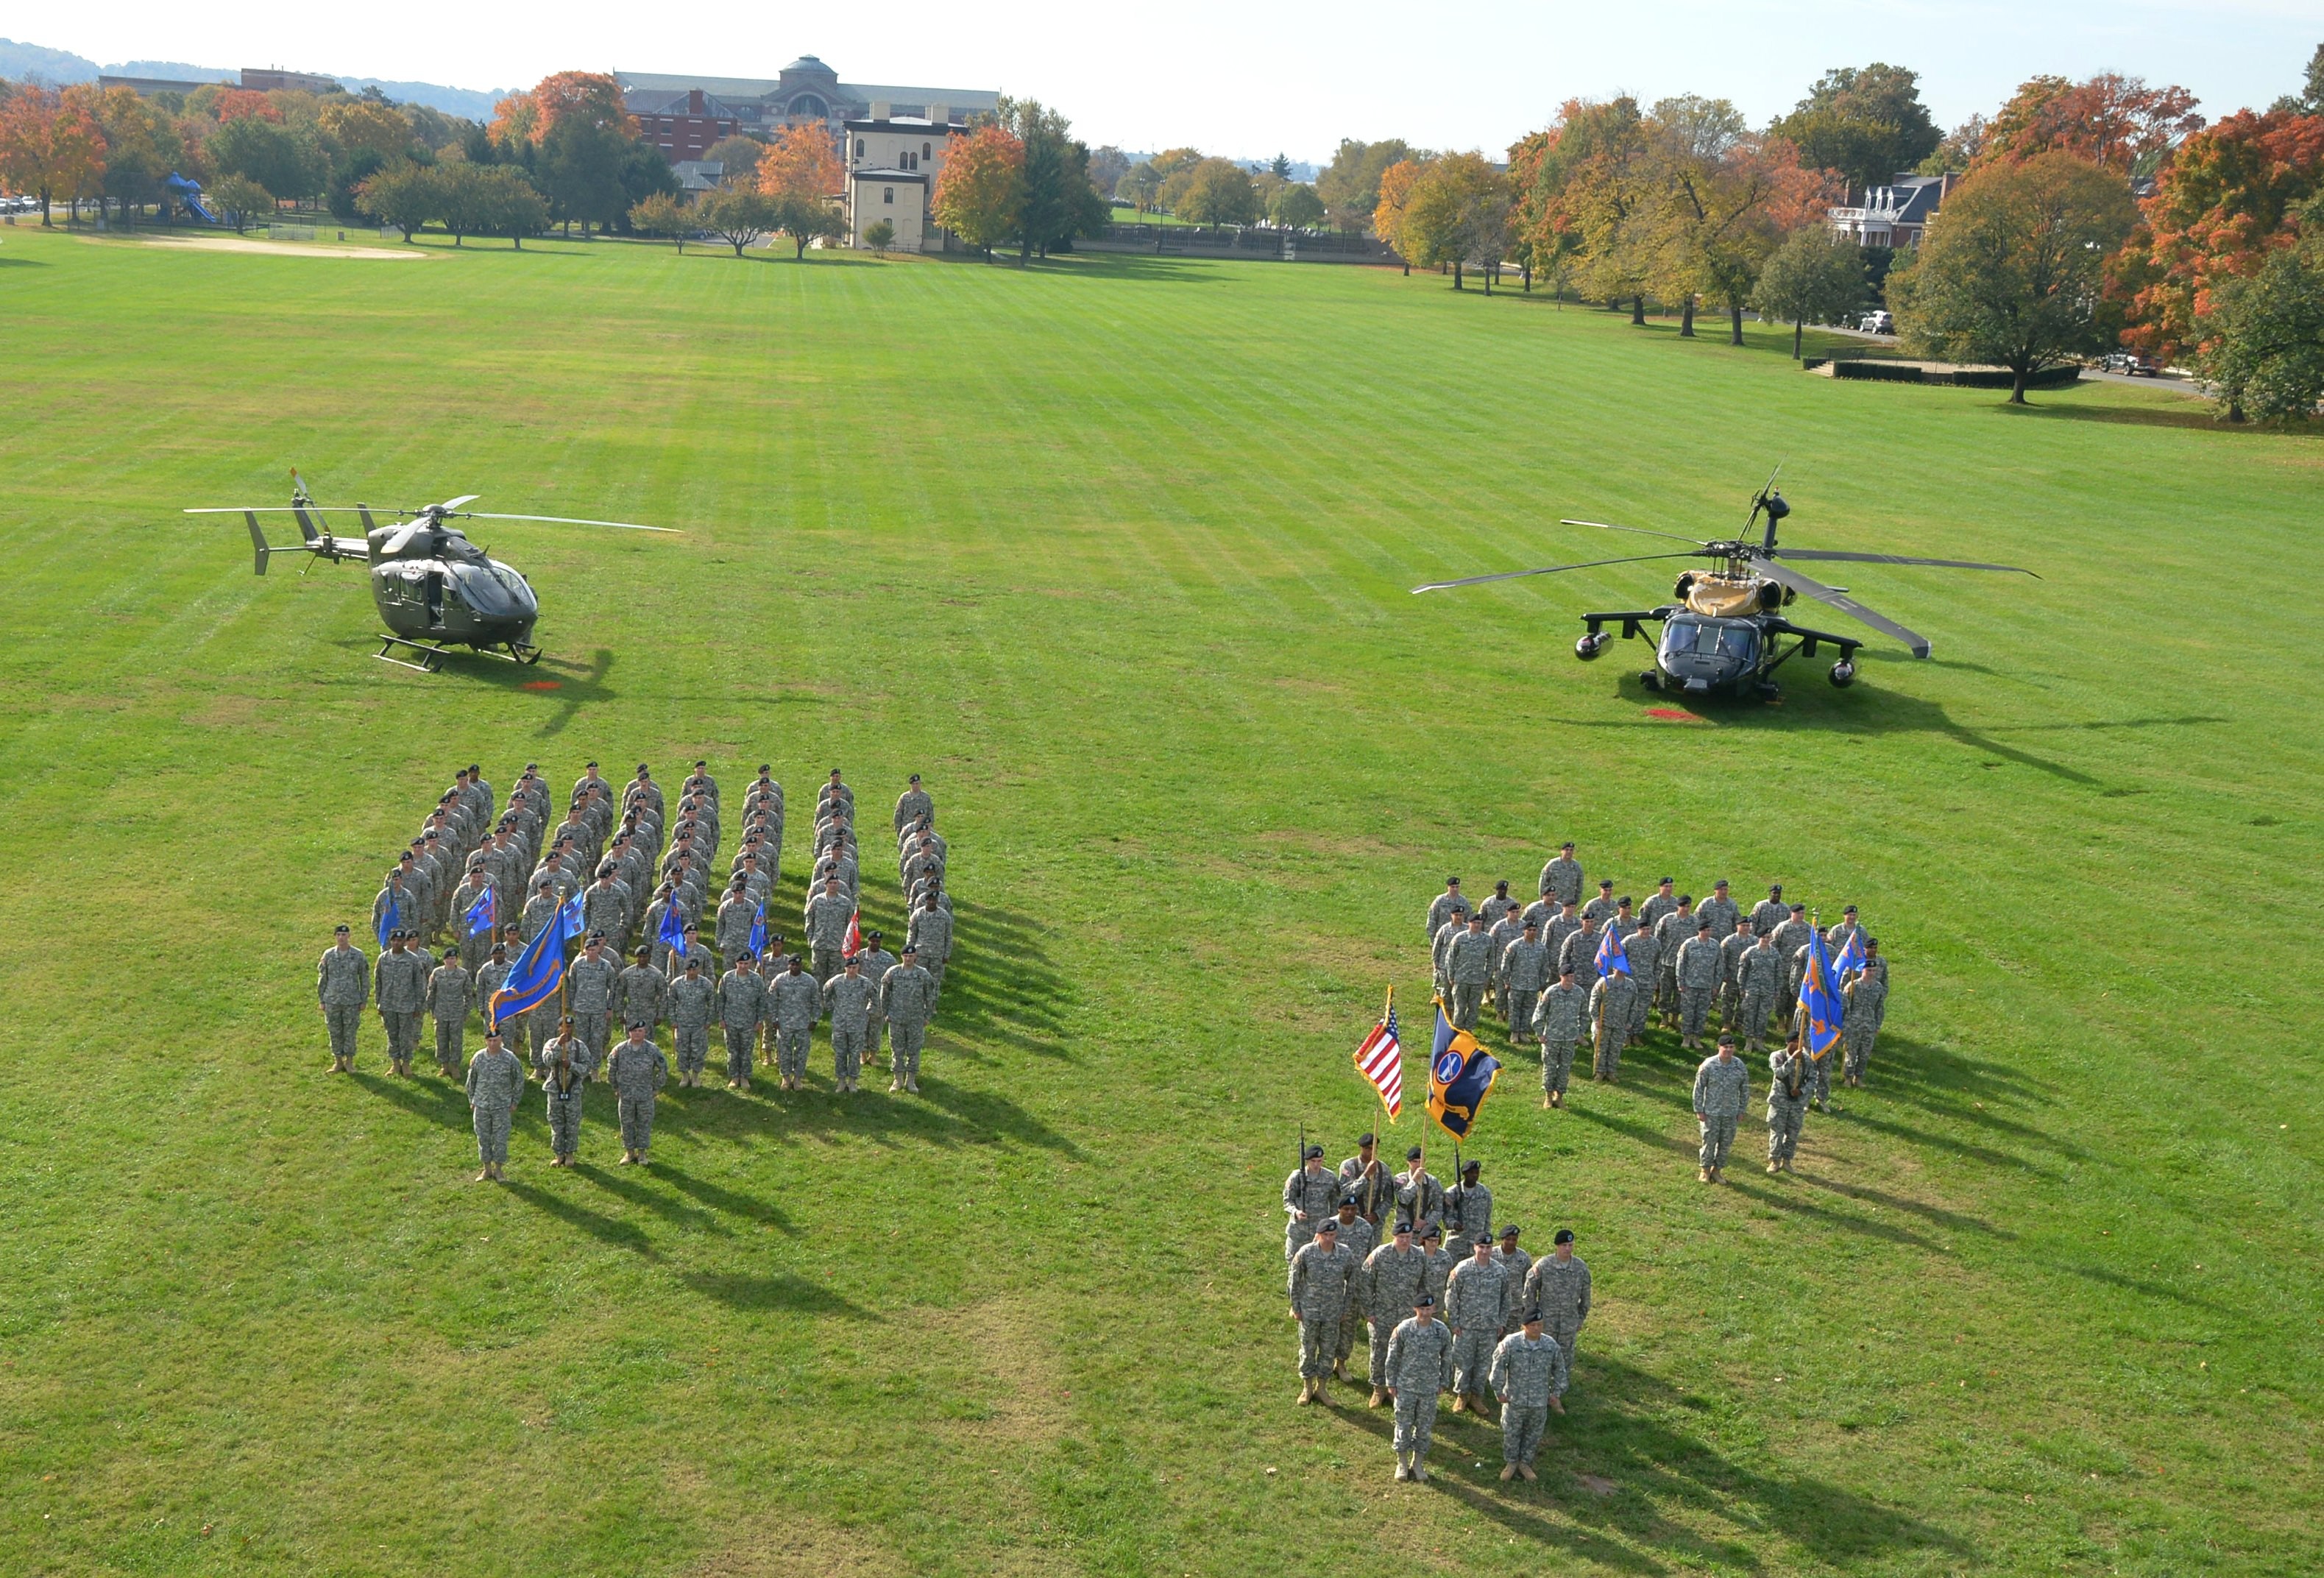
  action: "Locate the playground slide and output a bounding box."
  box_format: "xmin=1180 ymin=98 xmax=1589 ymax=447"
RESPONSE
xmin=163 ymin=172 xmax=219 ymax=224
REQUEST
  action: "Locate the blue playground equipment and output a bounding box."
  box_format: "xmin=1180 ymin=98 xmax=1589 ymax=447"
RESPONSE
xmin=163 ymin=172 xmax=218 ymax=224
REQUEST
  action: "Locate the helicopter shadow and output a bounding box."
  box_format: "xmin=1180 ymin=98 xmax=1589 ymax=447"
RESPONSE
xmin=1552 ymin=673 xmax=2226 ymax=789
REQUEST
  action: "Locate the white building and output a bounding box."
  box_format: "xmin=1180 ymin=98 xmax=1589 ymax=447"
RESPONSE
xmin=1828 ymin=172 xmax=1955 ymax=249
xmin=842 ymin=113 xmax=960 ymax=252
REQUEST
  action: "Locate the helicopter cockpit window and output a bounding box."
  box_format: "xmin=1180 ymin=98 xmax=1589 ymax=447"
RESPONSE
xmin=449 ymin=562 xmax=522 ymax=616
xmin=1715 ymin=623 xmax=1757 ymax=660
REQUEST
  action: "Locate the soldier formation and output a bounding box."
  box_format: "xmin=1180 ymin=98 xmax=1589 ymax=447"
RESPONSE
xmin=1287 ymin=1134 xmax=1590 ymax=1484
xmin=318 ymin=763 xmax=957 ymax=1179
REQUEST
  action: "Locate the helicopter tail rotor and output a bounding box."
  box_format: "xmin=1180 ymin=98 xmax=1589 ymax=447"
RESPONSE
xmin=246 ymin=512 xmax=273 ymax=576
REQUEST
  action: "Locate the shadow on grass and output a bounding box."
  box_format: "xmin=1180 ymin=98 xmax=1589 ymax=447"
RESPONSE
xmin=921 ymin=899 xmax=1074 ymax=1062
xmin=1995 ymin=398 xmax=2315 ymax=436
xmin=352 ymin=1068 xmax=470 ymax=1131
xmin=1331 ymin=1351 xmax=1961 ymax=1569
xmin=503 ymin=1176 xmax=662 ymax=1261
xmin=678 ymin=1269 xmax=874 ymax=1317
xmin=316 ymin=640 xmax=619 ymax=737
xmin=653 ymin=1160 xmax=799 ymax=1236
xmin=1014 ymin=251 xmax=1232 ymax=283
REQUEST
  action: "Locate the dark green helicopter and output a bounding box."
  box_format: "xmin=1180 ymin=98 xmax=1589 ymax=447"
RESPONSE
xmin=189 ymin=471 xmax=676 ymax=671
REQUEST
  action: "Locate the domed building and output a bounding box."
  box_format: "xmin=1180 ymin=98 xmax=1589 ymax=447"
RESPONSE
xmin=616 ymin=55 xmax=998 ymax=147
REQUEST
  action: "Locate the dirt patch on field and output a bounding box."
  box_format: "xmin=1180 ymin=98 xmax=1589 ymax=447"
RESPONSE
xmin=681 ymin=1515 xmax=906 ymax=1577
xmin=82 ymin=234 xmax=425 ymax=260
xmin=923 ymin=1295 xmax=1072 ymax=1447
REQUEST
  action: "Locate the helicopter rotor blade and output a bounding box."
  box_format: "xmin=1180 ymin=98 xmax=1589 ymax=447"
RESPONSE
xmin=380 ymin=520 xmax=430 ymax=556
xmin=1751 ymin=555 xmax=1932 ymax=659
xmin=1771 ymin=548 xmax=2040 ymax=578
xmin=454 ymin=512 xmax=680 ymax=532
xmin=437 ymin=494 xmax=482 ymax=513
xmin=185 ymin=506 xmax=330 ymax=514
xmin=1557 ymin=517 xmax=1707 ymax=546
xmin=1413 ymin=551 xmax=1703 ymax=593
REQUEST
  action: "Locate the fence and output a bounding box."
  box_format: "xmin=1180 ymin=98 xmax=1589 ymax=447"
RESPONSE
xmin=1077 ymin=223 xmax=1399 ymax=264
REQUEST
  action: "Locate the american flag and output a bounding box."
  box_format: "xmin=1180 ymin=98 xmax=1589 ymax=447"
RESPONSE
xmin=1353 ymin=988 xmax=1403 ymax=1122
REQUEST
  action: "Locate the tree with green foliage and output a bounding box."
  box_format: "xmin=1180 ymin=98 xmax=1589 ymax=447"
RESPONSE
xmin=1888 ymin=151 xmax=2138 ymax=401
xmin=2192 ymin=196 xmax=2324 ymax=421
xmin=1752 ymin=227 xmax=1869 ymax=355
xmin=614 ymin=138 xmax=679 ymax=234
xmin=863 ymin=217 xmax=895 ymax=253
xmin=358 ymin=163 xmax=442 ymax=240
xmin=208 ymin=174 xmax=274 ymax=233
xmin=628 ymin=191 xmax=690 ymax=251
xmin=482 ymin=165 xmax=550 ymax=247
xmin=1315 ymin=138 xmax=1414 ymax=233
xmin=538 ymin=115 xmax=631 ymax=236
xmin=1177 ymin=158 xmax=1260 ymax=226
xmin=697 ymin=187 xmax=778 ymax=255
xmin=1114 ymin=159 xmax=1160 ymax=214
xmin=932 ymin=125 xmax=1023 ymax=258
xmin=327 ymin=149 xmax=389 ymax=223
xmin=998 ymin=97 xmax=1107 ymax=258
xmin=209 ymin=113 xmax=325 ymax=202
xmin=704 ymin=134 xmax=765 ymax=186
xmin=769 ymin=192 xmax=843 ymax=258
xmin=433 ymin=160 xmax=495 ymax=245
xmin=1270 ymin=180 xmax=1324 ymax=230
xmin=2271 ymin=43 xmax=2324 ymax=115
xmin=1774 ymin=63 xmax=1941 ymax=199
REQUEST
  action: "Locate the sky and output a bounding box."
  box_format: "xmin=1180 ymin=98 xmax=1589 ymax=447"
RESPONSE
xmin=38 ymin=0 xmax=2324 ymax=160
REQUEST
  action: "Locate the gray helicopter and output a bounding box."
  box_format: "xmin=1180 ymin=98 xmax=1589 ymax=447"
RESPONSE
xmin=188 ymin=470 xmax=676 ymax=671
xmin=1413 ymin=476 xmax=2036 ymax=699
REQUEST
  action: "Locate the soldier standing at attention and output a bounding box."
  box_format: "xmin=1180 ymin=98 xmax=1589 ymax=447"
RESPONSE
xmin=318 ymin=924 xmax=367 ymax=1073
xmin=1583 ymin=879 xmax=1620 ymax=927
xmin=1842 ymin=939 xmax=1889 ymax=1088
xmin=1773 ymin=903 xmax=1815 ymax=1027
xmin=857 ymin=930 xmax=899 ymax=1069
xmin=1478 ymin=878 xmax=1519 ymax=931
xmin=1537 ymin=967 xmax=1586 ymax=1108
xmin=1717 ymin=920 xmax=1756 ymax=1032
xmin=427 ymin=948 xmax=474 ymax=1078
xmin=715 ymin=952 xmax=765 ymax=1091
xmin=613 ymin=946 xmax=667 ymax=1051
xmin=1487 ymin=902 xmax=1527 ymax=1021
xmin=1737 ymin=928 xmax=1785 ymax=1052
xmin=716 ymin=878 xmax=756 ymax=972
xmin=769 ymin=954 xmax=822 ymax=1091
xmin=1420 ymin=1223 xmax=1453 ymax=1307
xmin=1558 ymin=912 xmax=1602 ymax=986
xmin=374 ymin=930 xmax=428 ymax=1078
xmin=1698 ymin=878 xmax=1740 ymax=944
xmin=1287 ymin=1217 xmax=1355 ymax=1405
xmin=1523 ymin=1228 xmax=1593 ymax=1377
xmin=1363 ymin=1220 xmax=1426 ymax=1408
xmin=1339 ymin=1133 xmax=1394 ymax=1228
xmin=1587 ymin=963 xmax=1637 ymax=1082
xmin=567 ymin=933 xmax=620 ymax=1078
xmin=893 ymin=772 xmax=932 ymax=835
xmin=1539 ymin=841 xmax=1582 ymax=907
xmin=1693 ymin=1033 xmax=1751 ymax=1184
xmin=464 ymin=1029 xmax=525 ymax=1182
xmin=1751 ymin=883 xmax=1790 ymax=941
xmin=1447 ymin=913 xmax=1493 ymax=1030
xmin=475 ymin=943 xmax=512 ymax=1050
xmin=880 ymin=946 xmax=938 ymax=1093
xmin=1826 ymin=904 xmax=1863 ymax=955
xmin=1489 ymin=1309 xmax=1569 ymax=1482
xmin=1283 ymin=1142 xmax=1339 ymax=1263
xmin=608 ymin=1022 xmax=670 ymax=1165
xmin=1445 ymin=1159 xmax=1493 ymax=1261
xmin=1640 ymin=877 xmax=1679 ymax=941
xmin=823 ymin=954 xmax=876 ymax=1093
xmin=1768 ymin=1031 xmax=1809 ymax=1174
xmin=1445 ymin=1234 xmax=1510 ymax=1415
xmin=1654 ymin=894 xmax=1696 ymax=1028
xmin=1544 ymin=899 xmax=1582 ymax=980
xmin=1430 ymin=911 xmax=1462 ymax=1004
xmin=1676 ymin=920 xmax=1720 ymax=1050
xmin=1492 ymin=1225 xmax=1533 ymax=1336
xmin=536 ymin=1026 xmax=587 ymax=1166
xmin=1498 ymin=921 xmax=1548 ymax=1047
xmin=1328 ymin=1197 xmax=1377 ymax=1380
xmin=1385 ymin=1294 xmax=1455 ymax=1482
xmin=1426 ymin=876 xmax=1470 ymax=945
xmin=907 ymin=894 xmax=954 ymax=1002
xmin=804 ymin=877 xmax=854 ymax=985
xmin=1623 ymin=918 xmax=1664 ymax=1046
xmin=1395 ymin=1145 xmax=1446 ymax=1240
xmin=665 ymin=953 xmax=716 ymax=1087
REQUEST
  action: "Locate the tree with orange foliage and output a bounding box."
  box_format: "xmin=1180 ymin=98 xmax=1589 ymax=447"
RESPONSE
xmin=2117 ymin=107 xmax=2324 ymax=361
xmin=1372 ymin=157 xmax=1428 ymax=273
xmin=0 ymin=88 xmax=107 ymax=224
xmin=757 ymin=122 xmax=842 ymax=200
xmin=1978 ymin=73 xmax=2203 ymax=176
xmin=932 ymin=124 xmax=1023 ymax=258
xmin=213 ymin=88 xmax=283 ymax=125
xmin=520 ymin=72 xmax=636 ymax=143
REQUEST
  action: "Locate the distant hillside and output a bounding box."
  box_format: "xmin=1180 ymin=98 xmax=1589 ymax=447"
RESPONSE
xmin=333 ymin=77 xmax=505 ymax=119
xmin=0 ymin=37 xmax=96 ymax=82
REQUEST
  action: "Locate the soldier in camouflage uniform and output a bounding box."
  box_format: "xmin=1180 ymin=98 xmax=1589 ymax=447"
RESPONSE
xmin=608 ymin=1022 xmax=670 ymax=1164
xmin=1425 ymin=877 xmax=1470 ymax=947
xmin=1447 ymin=913 xmax=1493 ymax=1030
xmin=856 ymin=930 xmax=899 ymax=1069
xmin=1653 ymin=895 xmax=1695 ymax=1027
xmin=715 ymin=952 xmax=765 ymax=1091
xmin=1394 ymin=1146 xmax=1446 ymax=1240
xmin=1675 ymin=920 xmax=1720 ymax=1049
xmin=1536 ymin=967 xmax=1586 ymax=1108
xmin=881 ymin=947 xmax=938 ymax=1092
xmin=1287 ymin=1218 xmax=1355 ymax=1404
xmin=427 ymin=949 xmax=474 ymax=1078
xmin=1283 ymin=1143 xmax=1339 ymax=1263
xmin=1538 ymin=842 xmax=1582 ymax=907
xmin=1328 ymin=1197 xmax=1377 ymax=1378
xmin=566 ymin=933 xmax=620 ymax=1077
xmin=1587 ymin=966 xmax=1637 ymax=1081
xmin=1737 ymin=930 xmax=1785 ymax=1052
xmin=665 ymin=954 xmax=716 ymax=1086
xmin=1623 ymin=919 xmax=1664 ymax=1044
xmin=1557 ymin=913 xmax=1602 ymax=986
xmin=1430 ymin=914 xmax=1462 ymax=1004
xmin=1385 ymin=1294 xmax=1455 ymax=1482
xmin=450 ymin=862 xmax=495 ymax=974
xmin=317 ymin=924 xmax=367 ymax=1072
xmin=1716 ymin=922 xmax=1755 ymax=1032
xmin=1640 ymin=877 xmax=1679 ymax=938
xmin=716 ymin=880 xmax=757 ymax=972
xmin=1697 ymin=879 xmax=1740 ymax=944
xmin=464 ymin=1029 xmax=526 ymax=1181
xmin=1339 ymin=1133 xmax=1395 ymax=1228
xmin=374 ymin=930 xmax=428 ymax=1078
xmin=1772 ymin=904 xmax=1815 ymax=1026
xmin=1750 ymin=884 xmax=1791 ymax=941
xmin=1420 ymin=1223 xmax=1453 ymax=1308
xmin=536 ymin=1025 xmax=587 ymax=1166
xmin=769 ymin=953 xmax=822 ymax=1091
xmin=1583 ymin=878 xmax=1620 ymax=927
xmin=1492 ymin=1225 xmax=1533 ymax=1336
xmin=1842 ymin=939 xmax=1888 ymax=1086
xmin=1523 ymin=1230 xmax=1593 ymax=1377
xmin=803 ymin=877 xmax=854 ymax=986
xmin=1445 ymin=1235 xmax=1509 ymax=1415
xmin=1487 ymin=902 xmax=1527 ymax=1020
xmin=822 ymin=954 xmax=876 ymax=1093
xmin=1498 ymin=921 xmax=1548 ymax=1046
xmin=893 ymin=772 xmax=932 ymax=834
xmin=1489 ymin=1309 xmax=1569 ymax=1481
xmin=1445 ymin=1160 xmax=1492 ymax=1261
xmin=1363 ymin=1220 xmax=1426 ymax=1407
xmin=1767 ymin=1031 xmax=1809 ymax=1173
xmin=1693 ymin=1033 xmax=1751 ymax=1183
xmin=906 ymin=896 xmax=953 ymax=1003
xmin=1543 ymin=899 xmax=1581 ymax=983
xmin=613 ymin=947 xmax=667 ymax=1052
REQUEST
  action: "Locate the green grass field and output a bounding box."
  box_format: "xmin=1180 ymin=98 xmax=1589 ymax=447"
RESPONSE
xmin=1 ymin=225 xmax=2318 ymax=1577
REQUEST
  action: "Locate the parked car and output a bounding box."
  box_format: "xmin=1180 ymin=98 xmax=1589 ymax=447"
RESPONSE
xmin=2101 ymin=350 xmax=2161 ymax=376
xmin=1859 ymin=310 xmax=1895 ymax=335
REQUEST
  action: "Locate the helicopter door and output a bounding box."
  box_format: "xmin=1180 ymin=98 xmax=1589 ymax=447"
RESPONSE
xmin=423 ymin=572 xmax=445 ymax=628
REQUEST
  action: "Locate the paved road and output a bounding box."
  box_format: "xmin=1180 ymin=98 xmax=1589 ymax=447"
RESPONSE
xmin=1812 ymin=321 xmax=2206 ymax=399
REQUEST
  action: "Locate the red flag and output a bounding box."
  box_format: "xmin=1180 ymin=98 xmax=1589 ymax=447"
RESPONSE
xmin=846 ymin=908 xmax=862 ymax=956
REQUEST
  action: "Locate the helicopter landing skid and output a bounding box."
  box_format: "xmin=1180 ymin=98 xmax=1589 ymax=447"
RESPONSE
xmin=375 ymin=634 xmax=451 ymax=673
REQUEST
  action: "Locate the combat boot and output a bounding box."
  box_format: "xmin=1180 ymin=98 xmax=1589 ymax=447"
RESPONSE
xmin=1370 ymin=1387 xmax=1387 ymax=1408
xmin=1450 ymin=1393 xmax=1467 ymax=1413
xmin=1314 ymin=1378 xmax=1331 ymax=1406
xmin=1295 ymin=1379 xmax=1314 ymax=1405
xmin=1518 ymin=1462 xmax=1537 ymax=1482
xmin=1767 ymin=1161 xmax=1781 ymax=1175
xmin=1394 ymin=1452 xmax=1410 ymax=1481
xmin=1499 ymin=1463 xmax=1517 ymax=1481
xmin=1698 ymin=1167 xmax=1711 ymax=1183
xmin=1411 ymin=1458 xmax=1429 ymax=1483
